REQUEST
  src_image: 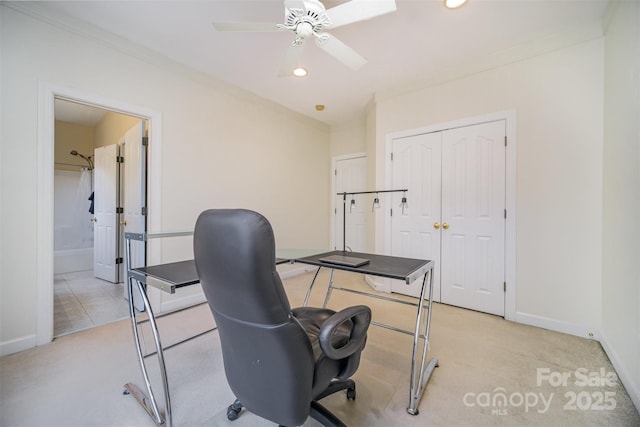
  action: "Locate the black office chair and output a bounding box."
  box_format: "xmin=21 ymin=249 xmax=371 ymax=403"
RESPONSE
xmin=193 ymin=209 xmax=371 ymax=427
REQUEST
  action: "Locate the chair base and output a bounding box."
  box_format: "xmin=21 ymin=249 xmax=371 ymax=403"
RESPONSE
xmin=309 ymin=400 xmax=346 ymax=427
xmin=227 ymin=379 xmax=356 ymax=427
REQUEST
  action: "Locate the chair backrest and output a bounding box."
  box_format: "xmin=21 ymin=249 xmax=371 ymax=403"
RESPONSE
xmin=193 ymin=209 xmax=314 ymax=426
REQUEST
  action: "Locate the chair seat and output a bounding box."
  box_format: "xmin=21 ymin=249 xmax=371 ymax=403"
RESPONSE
xmin=292 ymin=307 xmax=358 ymax=397
xmin=292 ymin=308 xmax=352 ymax=357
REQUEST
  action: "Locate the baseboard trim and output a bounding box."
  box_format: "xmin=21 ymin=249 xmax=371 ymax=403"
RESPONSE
xmin=0 ymin=334 xmax=37 ymax=356
xmin=599 ymin=333 xmax=640 ymax=414
xmin=365 ymin=275 xmax=389 ymax=292
xmin=515 ymin=311 xmax=599 ymax=340
xmin=278 ymin=264 xmax=317 ymax=279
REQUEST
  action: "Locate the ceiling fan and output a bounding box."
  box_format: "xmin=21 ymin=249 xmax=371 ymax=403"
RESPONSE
xmin=212 ymin=0 xmax=397 ymax=77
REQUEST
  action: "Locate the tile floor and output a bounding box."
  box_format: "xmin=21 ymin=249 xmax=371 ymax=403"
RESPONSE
xmin=54 ymin=270 xmax=130 ymax=337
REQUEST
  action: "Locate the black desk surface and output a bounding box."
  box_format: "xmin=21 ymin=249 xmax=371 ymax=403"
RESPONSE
xmin=134 ymin=257 xmax=290 ymax=289
xmin=135 ymin=260 xmax=199 ymax=289
xmin=295 ymin=250 xmax=432 ymax=283
xmin=133 ymin=252 xmax=431 ymax=289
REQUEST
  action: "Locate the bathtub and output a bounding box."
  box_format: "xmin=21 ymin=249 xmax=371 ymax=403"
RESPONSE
xmin=54 ymin=247 xmax=94 ymax=275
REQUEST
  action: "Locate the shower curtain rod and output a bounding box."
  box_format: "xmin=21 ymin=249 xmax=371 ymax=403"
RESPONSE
xmin=55 ymin=162 xmax=93 ymax=169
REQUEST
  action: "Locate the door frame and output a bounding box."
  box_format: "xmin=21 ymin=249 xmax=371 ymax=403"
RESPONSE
xmin=384 ymin=110 xmax=517 ymax=320
xmin=37 ymin=82 xmax=162 ymax=346
xmin=330 ymin=152 xmax=367 ymax=251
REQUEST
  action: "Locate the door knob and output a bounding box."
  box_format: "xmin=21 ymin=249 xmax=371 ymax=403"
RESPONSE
xmin=433 ymin=222 xmax=440 ymax=229
xmin=442 ymin=222 xmax=450 ymax=229
xmin=120 ymin=220 xmax=127 ymax=226
xmin=90 ymin=217 xmax=97 ymax=222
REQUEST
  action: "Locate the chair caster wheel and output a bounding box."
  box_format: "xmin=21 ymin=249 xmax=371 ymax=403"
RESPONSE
xmin=227 ymin=401 xmax=243 ymax=421
xmin=227 ymin=405 xmax=240 ymax=421
xmin=346 ymin=387 xmax=356 ymax=400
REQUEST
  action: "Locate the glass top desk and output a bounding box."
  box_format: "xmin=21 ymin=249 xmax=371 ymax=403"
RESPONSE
xmin=124 ymin=233 xmax=437 ymax=426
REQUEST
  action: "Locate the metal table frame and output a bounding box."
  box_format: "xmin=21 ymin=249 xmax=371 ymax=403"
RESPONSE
xmin=295 ymin=250 xmax=438 ymax=415
xmin=123 ymin=231 xmax=213 ymax=427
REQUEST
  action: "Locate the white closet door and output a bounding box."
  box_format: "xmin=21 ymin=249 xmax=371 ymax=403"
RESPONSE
xmin=440 ymin=120 xmax=506 ymax=315
xmin=390 ymin=132 xmax=442 ymax=298
xmin=93 ymin=144 xmax=119 ymax=283
xmin=335 ymin=156 xmax=367 ymax=252
xmin=122 ymin=120 xmax=147 ymax=311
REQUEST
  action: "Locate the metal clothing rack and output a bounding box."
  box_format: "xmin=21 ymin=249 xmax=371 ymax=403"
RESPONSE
xmin=338 ymin=189 xmax=407 ymax=251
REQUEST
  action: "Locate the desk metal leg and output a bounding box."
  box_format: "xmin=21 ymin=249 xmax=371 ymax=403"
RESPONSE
xmin=322 ymin=269 xmax=336 ymax=308
xmin=407 ymin=268 xmax=439 ymax=415
xmin=303 ymin=267 xmax=334 ymax=309
xmin=302 ymin=267 xmax=321 ymax=307
xmin=124 ymin=276 xmax=172 ymax=427
xmin=301 ymin=264 xmax=438 ymax=415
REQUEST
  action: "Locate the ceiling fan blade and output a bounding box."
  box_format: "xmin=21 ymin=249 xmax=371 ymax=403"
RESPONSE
xmin=315 ymin=34 xmax=367 ymax=70
xmin=278 ymin=42 xmax=306 ymax=77
xmin=284 ymin=0 xmax=307 ymax=10
xmin=325 ymin=0 xmax=397 ymax=29
xmin=212 ymin=22 xmax=280 ymax=32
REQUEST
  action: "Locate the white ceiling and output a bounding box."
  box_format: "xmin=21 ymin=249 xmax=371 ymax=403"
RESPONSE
xmin=55 ymin=99 xmax=108 ymax=126
xmin=38 ymin=0 xmax=610 ymax=126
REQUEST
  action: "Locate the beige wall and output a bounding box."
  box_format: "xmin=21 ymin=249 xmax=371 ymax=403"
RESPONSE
xmin=329 ymin=119 xmax=366 ymax=158
xmin=602 ymin=0 xmax=640 ymax=410
xmin=0 ymin=4 xmax=330 ymax=353
xmin=54 ymin=121 xmax=94 ymax=171
xmin=94 ymin=112 xmax=142 ymax=148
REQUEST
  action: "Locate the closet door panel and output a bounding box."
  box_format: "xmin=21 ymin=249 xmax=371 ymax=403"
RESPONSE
xmin=441 ymin=120 xmax=506 ymax=315
xmin=391 ymin=132 xmax=442 ymax=298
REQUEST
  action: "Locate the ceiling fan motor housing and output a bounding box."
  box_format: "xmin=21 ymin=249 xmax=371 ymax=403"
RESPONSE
xmin=284 ymin=0 xmax=332 ymax=40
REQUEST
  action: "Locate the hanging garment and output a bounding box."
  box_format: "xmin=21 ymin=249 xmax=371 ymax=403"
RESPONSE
xmin=88 ymin=192 xmax=94 ymax=214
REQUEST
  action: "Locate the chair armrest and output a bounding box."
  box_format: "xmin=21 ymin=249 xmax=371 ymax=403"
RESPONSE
xmin=319 ymin=305 xmax=371 ymax=360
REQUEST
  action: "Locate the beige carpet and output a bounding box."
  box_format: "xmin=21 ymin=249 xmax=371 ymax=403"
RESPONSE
xmin=1 ymin=269 xmax=639 ymax=426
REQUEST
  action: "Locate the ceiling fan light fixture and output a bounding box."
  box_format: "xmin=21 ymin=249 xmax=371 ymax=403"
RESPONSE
xmin=293 ymin=67 xmax=308 ymax=77
xmin=444 ymin=0 xmax=467 ymax=9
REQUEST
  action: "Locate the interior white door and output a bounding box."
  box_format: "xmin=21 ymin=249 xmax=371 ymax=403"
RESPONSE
xmin=440 ymin=121 xmax=506 ymax=315
xmin=122 ymin=120 xmax=147 ymax=311
xmin=93 ymin=144 xmax=120 ymax=283
xmin=334 ymin=156 xmax=367 ymax=251
xmin=390 ymin=132 xmax=442 ymax=298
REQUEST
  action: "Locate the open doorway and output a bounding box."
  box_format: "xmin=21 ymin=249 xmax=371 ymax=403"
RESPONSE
xmin=53 ymin=98 xmax=146 ymax=336
xmin=37 ymin=83 xmax=162 ymax=347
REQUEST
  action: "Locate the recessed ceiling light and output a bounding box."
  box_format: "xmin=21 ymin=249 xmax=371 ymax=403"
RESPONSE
xmin=315 ymin=105 xmax=325 ymax=111
xmin=293 ymin=67 xmax=308 ymax=77
xmin=444 ymin=0 xmax=467 ymax=9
